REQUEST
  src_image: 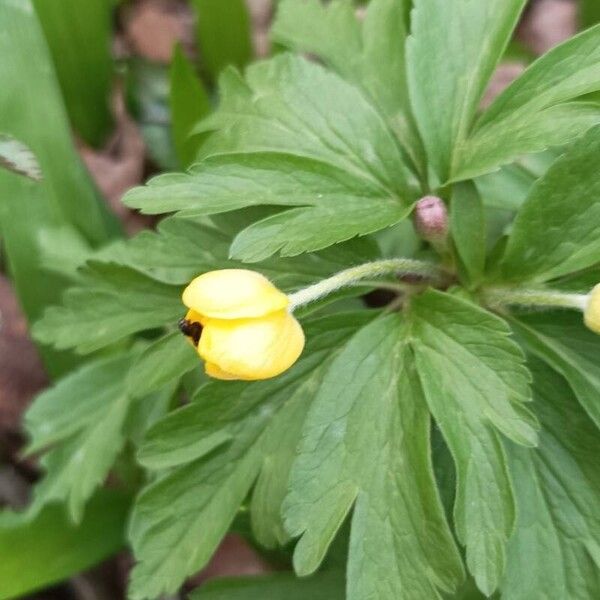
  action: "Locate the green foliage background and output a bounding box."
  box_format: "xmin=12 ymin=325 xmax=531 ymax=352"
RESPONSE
xmin=2 ymin=1 xmax=600 ymax=599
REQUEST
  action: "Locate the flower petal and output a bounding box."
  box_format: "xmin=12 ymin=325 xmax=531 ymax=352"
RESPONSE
xmin=584 ymin=284 xmax=600 ymax=334
xmin=204 ymin=362 xmax=248 ymax=380
xmin=182 ymin=269 xmax=288 ymax=319
xmin=198 ymin=310 xmax=305 ymax=380
xmin=185 ymin=309 xmax=206 ymax=325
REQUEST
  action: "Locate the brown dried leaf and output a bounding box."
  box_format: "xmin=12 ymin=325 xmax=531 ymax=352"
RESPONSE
xmin=0 ymin=276 xmax=47 ymax=431
xmin=123 ymin=0 xmax=195 ymax=64
xmin=518 ymin=0 xmax=577 ymax=55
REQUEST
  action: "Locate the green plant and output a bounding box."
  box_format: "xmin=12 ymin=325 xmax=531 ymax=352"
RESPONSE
xmin=32 ymin=0 xmax=114 ymax=146
xmin=0 ymin=0 xmax=119 ymax=377
xmin=12 ymin=0 xmax=600 ymax=599
xmin=581 ymin=0 xmax=600 ymax=29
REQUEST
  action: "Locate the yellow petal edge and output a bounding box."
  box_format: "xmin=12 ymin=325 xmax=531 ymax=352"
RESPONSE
xmin=182 ymin=269 xmax=289 ymax=319
xmin=205 ymin=362 xmax=248 ymax=381
xmin=584 ymin=284 xmax=600 ymax=334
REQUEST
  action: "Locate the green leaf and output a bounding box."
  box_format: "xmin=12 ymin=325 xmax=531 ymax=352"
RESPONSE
xmin=249 ymin=377 xmax=317 ymax=548
xmin=126 ymin=154 xmax=411 ymax=262
xmin=32 ymin=0 xmax=113 ymax=146
xmin=474 ymin=163 xmax=537 ymax=212
xmin=409 ymin=290 xmax=537 ymax=595
xmin=272 ymin=0 xmax=362 ymax=82
xmin=284 ymin=315 xmax=465 ymax=599
xmin=97 ymin=214 xmax=378 ymax=290
xmin=502 ymin=359 xmax=600 ymax=599
xmin=25 ymin=353 xmax=172 ymax=523
xmin=128 ymin=44 xmax=419 ymax=257
xmin=229 ymin=202 xmax=409 ymax=261
xmin=125 ymin=385 xmax=177 ymax=446
xmin=273 ymin=0 xmax=422 ymax=173
xmin=448 ymin=578 xmax=492 ymax=600
xmin=125 ymin=153 xmax=393 ymax=217
xmin=0 ymin=0 xmax=118 ymax=373
xmin=473 ymin=152 xmax=560 ymax=254
xmin=24 ymin=353 xmax=133 ymax=454
xmin=451 ymin=182 xmax=486 ymax=285
xmin=33 ymin=263 xmax=182 ymax=354
xmin=32 ymin=400 xmax=129 ymax=522
xmin=128 ymin=313 xmax=372 ymax=600
xmin=170 ymin=45 xmax=211 ymax=167
xmin=359 ymin=0 xmax=413 ymax=137
xmin=0 ymin=490 xmax=129 ymax=600
xmin=0 ymin=133 xmax=41 ymax=180
xmin=124 ymin=154 xmax=409 ymax=259
xmin=407 ymin=0 xmax=526 ymax=183
xmin=126 ymin=331 xmax=199 ymax=399
xmin=37 ymin=226 xmax=94 ymax=281
xmin=98 ymin=217 xmax=235 ymax=284
xmin=456 ymin=25 xmax=600 ymax=180
xmin=581 ymin=0 xmax=600 ymax=28
xmin=26 ymin=353 xmax=135 ymax=522
xmin=376 ymin=218 xmax=420 ymax=259
xmin=138 ymin=314 xmax=373 ymax=468
xmin=190 ymin=572 xmax=345 ymax=600
xmin=137 ymin=407 xmax=232 ymax=473
xmin=124 ymin=159 xmax=406 ymax=261
xmin=191 ymin=0 xmax=253 ymax=82
xmin=197 ymin=54 xmax=412 ymax=196
xmin=509 ymin=311 xmax=600 ymax=431
xmin=24 ymin=350 xmax=172 ymax=524
xmin=500 ymin=125 xmax=600 ymax=282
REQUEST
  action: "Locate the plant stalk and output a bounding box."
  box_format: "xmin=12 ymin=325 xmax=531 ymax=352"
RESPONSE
xmin=288 ymin=258 xmax=444 ymax=311
xmin=483 ymin=287 xmax=588 ymax=312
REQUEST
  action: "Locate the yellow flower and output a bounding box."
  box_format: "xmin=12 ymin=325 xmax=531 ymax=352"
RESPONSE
xmin=584 ymin=284 xmax=600 ymax=334
xmin=179 ymin=269 xmax=305 ymax=381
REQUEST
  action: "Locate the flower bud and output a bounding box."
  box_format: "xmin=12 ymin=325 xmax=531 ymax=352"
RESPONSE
xmin=584 ymin=284 xmax=600 ymax=334
xmin=180 ymin=269 xmax=305 ymax=380
xmin=413 ymin=195 xmax=448 ymax=243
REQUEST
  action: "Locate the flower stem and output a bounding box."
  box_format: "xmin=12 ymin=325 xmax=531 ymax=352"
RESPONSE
xmin=482 ymin=287 xmax=588 ymax=312
xmin=288 ymin=258 xmax=444 ymax=311
xmin=352 ymin=280 xmax=409 ymax=293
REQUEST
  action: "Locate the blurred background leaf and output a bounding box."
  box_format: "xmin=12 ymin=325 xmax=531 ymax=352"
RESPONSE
xmin=32 ymin=0 xmax=114 ymax=147
xmin=0 ymin=490 xmax=130 ymax=600
xmin=581 ymin=0 xmax=600 ymax=29
xmin=170 ymin=45 xmax=211 ymax=167
xmin=190 ymin=572 xmax=345 ymax=600
xmin=191 ymin=0 xmax=253 ymax=82
xmin=0 ymin=0 xmax=120 ymax=376
xmin=127 ymin=58 xmax=179 ymax=170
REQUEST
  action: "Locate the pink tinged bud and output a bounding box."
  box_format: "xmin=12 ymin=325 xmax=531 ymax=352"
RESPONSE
xmin=414 ymin=195 xmax=448 ymax=242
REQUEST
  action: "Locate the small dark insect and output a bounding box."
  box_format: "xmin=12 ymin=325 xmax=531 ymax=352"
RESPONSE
xmin=178 ymin=318 xmax=203 ymax=347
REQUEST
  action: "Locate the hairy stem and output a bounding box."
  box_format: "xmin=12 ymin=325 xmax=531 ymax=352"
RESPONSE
xmin=288 ymin=258 xmax=444 ymax=311
xmin=483 ymin=287 xmax=588 ymax=312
